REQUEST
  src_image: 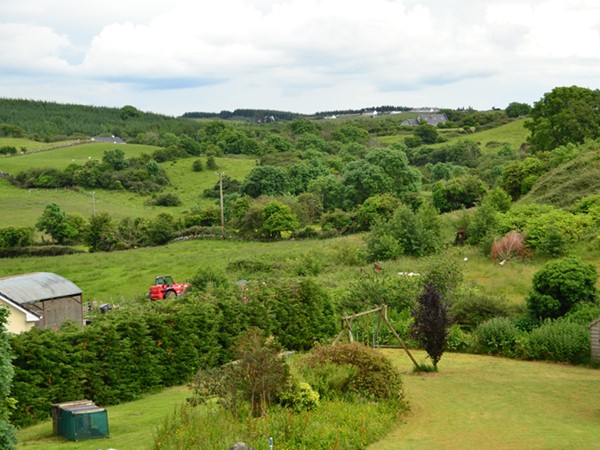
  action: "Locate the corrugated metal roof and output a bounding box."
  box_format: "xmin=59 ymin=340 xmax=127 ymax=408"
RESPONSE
xmin=0 ymin=272 xmax=82 ymax=305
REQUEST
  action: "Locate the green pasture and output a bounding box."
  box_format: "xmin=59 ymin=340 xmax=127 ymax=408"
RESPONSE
xmin=468 ymin=119 xmax=530 ymax=151
xmin=0 ymin=235 xmax=365 ymax=303
xmin=16 ymin=351 xmax=600 ymax=449
xmin=0 ymin=138 xmax=73 ymax=153
xmin=0 ymin=141 xmax=159 ymax=172
xmin=378 ymin=119 xmax=529 ymax=152
xmin=0 ymin=232 xmax=571 ymax=308
xmin=0 ymin=151 xmax=256 ymax=228
xmin=2 ymin=221 xmax=600 ymax=306
xmin=158 ymin=154 xmax=257 ymax=212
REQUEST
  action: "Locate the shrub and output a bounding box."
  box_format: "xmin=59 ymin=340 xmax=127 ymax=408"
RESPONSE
xmin=294 ymin=362 xmax=357 ymax=401
xmin=278 ymin=382 xmax=320 ymax=412
xmin=189 ymin=328 xmax=290 ymax=418
xmin=190 ymin=266 xmax=229 ymax=292
xmin=446 ymin=324 xmax=473 ymax=353
xmin=303 ymin=343 xmax=404 ymax=401
xmin=473 ymin=317 xmax=522 ymax=357
xmin=192 ymin=159 xmax=203 ymax=172
xmin=321 ymin=209 xmax=356 ymax=235
xmin=154 ymin=393 xmax=404 ymax=450
xmin=564 ymin=301 xmax=600 ymax=325
xmin=526 ymin=257 xmax=598 ymax=320
xmin=450 ymin=287 xmax=515 ymax=331
xmin=526 ymin=320 xmax=590 ymax=365
xmin=153 ymin=193 xmax=182 ymax=207
xmin=367 ymin=202 xmax=443 ymax=261
xmin=491 ymin=231 xmax=526 ymax=262
xmin=289 ymin=251 xmax=324 ymax=277
xmin=206 ymin=155 xmax=218 ymax=170
xmin=336 ymin=270 xmax=420 ymax=314
xmin=0 ymin=226 xmax=34 ymax=248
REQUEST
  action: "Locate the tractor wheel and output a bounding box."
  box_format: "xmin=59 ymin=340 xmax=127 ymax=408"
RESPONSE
xmin=165 ymin=290 xmax=176 ymax=299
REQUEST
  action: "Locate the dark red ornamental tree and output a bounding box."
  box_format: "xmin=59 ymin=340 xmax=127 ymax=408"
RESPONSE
xmin=411 ymin=281 xmax=450 ymax=368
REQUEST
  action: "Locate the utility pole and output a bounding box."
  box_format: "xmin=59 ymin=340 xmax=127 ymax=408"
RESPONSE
xmin=87 ymin=191 xmax=96 ymax=216
xmin=218 ymin=172 xmax=225 ymax=239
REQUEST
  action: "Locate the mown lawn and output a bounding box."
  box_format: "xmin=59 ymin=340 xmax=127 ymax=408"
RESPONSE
xmin=15 ymin=351 xmax=600 ymax=449
xmin=16 ymin=386 xmax=190 ymax=450
xmin=369 ymin=350 xmax=600 ymax=450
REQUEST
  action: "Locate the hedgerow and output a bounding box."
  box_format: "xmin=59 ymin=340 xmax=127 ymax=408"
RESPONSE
xmin=8 ymin=278 xmax=337 ymax=427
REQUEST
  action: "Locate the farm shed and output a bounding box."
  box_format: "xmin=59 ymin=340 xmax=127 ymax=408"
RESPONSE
xmin=91 ymin=135 xmax=125 ymax=144
xmin=591 ymin=317 xmax=600 ymax=363
xmin=52 ymin=400 xmax=109 ymax=441
xmin=0 ymin=272 xmax=83 ymax=332
xmin=401 ymin=113 xmax=448 ymax=127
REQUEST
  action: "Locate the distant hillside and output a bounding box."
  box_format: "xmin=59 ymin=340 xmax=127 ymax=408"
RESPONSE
xmin=0 ymin=98 xmax=199 ymax=140
xmin=182 ymin=108 xmax=306 ymax=121
xmin=522 ymin=143 xmax=600 ymax=208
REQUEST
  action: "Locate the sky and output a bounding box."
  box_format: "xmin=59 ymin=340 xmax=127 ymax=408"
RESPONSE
xmin=1 ymin=0 xmax=600 ymax=117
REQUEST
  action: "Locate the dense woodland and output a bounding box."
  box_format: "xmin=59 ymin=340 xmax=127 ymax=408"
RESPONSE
xmin=2 ymin=87 xmax=600 ymax=446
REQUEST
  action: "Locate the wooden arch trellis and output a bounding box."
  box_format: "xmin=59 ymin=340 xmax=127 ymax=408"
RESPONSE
xmin=332 ymin=304 xmax=419 ymax=369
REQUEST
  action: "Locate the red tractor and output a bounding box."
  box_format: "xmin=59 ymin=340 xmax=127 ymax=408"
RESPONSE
xmin=148 ymin=275 xmax=191 ymax=300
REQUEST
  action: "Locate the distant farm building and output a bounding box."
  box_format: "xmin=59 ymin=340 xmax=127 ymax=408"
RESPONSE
xmin=91 ymin=135 xmax=125 ymax=144
xmin=402 ymin=113 xmax=448 ymax=127
xmin=0 ymin=272 xmax=83 ymax=333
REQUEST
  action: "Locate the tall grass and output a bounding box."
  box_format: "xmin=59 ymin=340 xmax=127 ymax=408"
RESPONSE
xmin=153 ymin=400 xmax=404 ymax=450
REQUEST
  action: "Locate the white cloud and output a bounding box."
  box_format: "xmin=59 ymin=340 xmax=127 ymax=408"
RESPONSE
xmin=0 ymin=23 xmax=72 ymax=73
xmin=1 ymin=0 xmax=600 ymax=114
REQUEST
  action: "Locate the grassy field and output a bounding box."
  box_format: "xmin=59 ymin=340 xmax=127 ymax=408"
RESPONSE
xmin=0 ymin=235 xmax=370 ymax=302
xmin=2 ymin=229 xmax=600 ymax=305
xmin=4 ymin=230 xmax=600 ymax=310
xmin=369 ymin=350 xmax=600 ymax=450
xmin=0 ymin=138 xmax=76 ymax=153
xmin=15 ymin=351 xmax=600 ymax=449
xmin=0 ymin=141 xmax=156 ymax=172
xmin=377 ymin=119 xmax=529 ymax=153
xmin=0 ymin=144 xmax=256 ymax=227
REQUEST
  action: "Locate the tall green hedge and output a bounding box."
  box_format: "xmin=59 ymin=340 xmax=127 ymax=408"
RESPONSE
xmin=0 ymin=308 xmax=16 ymax=449
xmin=9 ymin=278 xmax=336 ymax=427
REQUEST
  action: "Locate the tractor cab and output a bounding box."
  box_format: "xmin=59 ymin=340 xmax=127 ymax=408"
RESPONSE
xmin=148 ymin=275 xmax=190 ymax=300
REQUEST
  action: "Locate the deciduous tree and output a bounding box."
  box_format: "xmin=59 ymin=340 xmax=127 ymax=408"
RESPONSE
xmin=36 ymin=203 xmax=79 ymax=244
xmin=526 ymin=86 xmax=600 ymax=151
